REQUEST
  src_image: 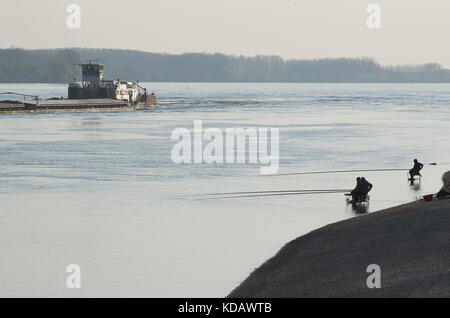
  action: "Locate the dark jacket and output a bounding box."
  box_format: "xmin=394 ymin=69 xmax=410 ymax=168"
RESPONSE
xmin=353 ymin=179 xmax=373 ymax=195
xmin=412 ymin=162 xmax=424 ymax=173
xmin=359 ymin=179 xmax=373 ymax=194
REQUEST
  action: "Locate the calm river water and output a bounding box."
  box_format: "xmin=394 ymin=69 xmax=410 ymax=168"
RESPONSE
xmin=0 ymin=83 xmax=449 ymax=297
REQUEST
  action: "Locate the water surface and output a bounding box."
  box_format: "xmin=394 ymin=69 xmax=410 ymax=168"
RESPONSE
xmin=0 ymin=83 xmax=449 ymax=297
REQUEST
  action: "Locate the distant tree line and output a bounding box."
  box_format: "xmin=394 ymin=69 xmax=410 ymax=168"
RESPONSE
xmin=1 ymin=48 xmax=450 ymax=83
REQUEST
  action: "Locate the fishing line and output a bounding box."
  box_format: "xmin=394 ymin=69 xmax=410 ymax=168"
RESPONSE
xmin=263 ymin=168 xmax=409 ymax=177
xmin=197 ymin=189 xmax=353 ymax=196
xmin=207 ymin=191 xmax=349 ymax=200
xmin=263 ymin=162 xmax=447 ymax=177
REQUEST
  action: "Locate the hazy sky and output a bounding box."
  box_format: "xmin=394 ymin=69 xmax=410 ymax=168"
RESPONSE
xmin=2 ymin=0 xmax=450 ymax=66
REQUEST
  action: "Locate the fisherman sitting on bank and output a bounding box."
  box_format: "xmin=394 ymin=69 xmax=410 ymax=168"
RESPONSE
xmin=409 ymin=159 xmax=424 ymax=182
xmin=436 ymin=171 xmax=450 ymax=199
xmin=350 ymin=177 xmax=373 ymax=203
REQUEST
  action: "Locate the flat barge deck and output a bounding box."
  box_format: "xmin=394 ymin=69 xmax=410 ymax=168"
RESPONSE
xmin=0 ymin=96 xmax=157 ymax=114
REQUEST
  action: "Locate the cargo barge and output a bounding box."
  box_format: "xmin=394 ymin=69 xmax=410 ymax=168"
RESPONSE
xmin=0 ymin=62 xmax=157 ymax=114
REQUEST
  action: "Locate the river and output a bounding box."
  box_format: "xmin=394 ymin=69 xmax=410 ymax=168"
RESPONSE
xmin=0 ymin=83 xmax=449 ymax=297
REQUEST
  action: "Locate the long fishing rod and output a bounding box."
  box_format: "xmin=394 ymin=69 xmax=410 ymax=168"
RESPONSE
xmin=263 ymin=162 xmax=447 ymax=177
xmin=207 ymin=190 xmax=349 ymax=200
xmin=263 ymin=168 xmax=408 ymax=177
xmin=197 ymin=189 xmax=353 ymax=196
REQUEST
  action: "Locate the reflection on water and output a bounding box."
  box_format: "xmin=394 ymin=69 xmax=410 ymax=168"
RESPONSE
xmin=0 ymin=83 xmax=450 ymax=297
xmin=81 ymin=117 xmax=103 ymax=126
xmin=345 ymin=195 xmax=370 ymax=215
xmin=350 ymin=203 xmax=370 ymax=215
xmin=410 ymin=178 xmax=422 ymax=191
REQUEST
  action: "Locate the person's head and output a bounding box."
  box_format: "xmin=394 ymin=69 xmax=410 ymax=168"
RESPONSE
xmin=356 ymin=177 xmax=361 ymax=182
xmin=414 ymin=159 xmax=418 ymax=163
xmin=442 ymin=171 xmax=450 ymax=192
